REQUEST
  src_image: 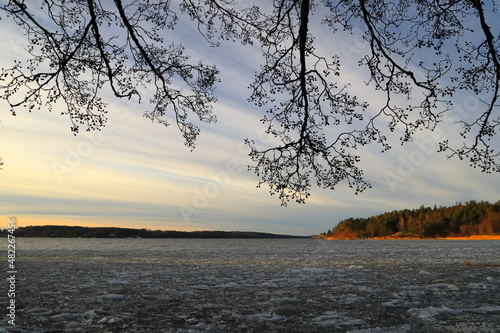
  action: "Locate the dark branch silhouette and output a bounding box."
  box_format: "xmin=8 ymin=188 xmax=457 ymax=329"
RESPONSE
xmin=1 ymin=0 xmax=498 ymax=204
xmin=0 ymin=0 xmax=218 ymax=148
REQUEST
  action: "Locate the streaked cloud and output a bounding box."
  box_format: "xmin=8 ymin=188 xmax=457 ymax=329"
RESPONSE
xmin=1 ymin=3 xmax=498 ymax=236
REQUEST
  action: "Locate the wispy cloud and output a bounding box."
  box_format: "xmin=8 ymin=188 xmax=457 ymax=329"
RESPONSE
xmin=1 ymin=3 xmax=498 ymax=236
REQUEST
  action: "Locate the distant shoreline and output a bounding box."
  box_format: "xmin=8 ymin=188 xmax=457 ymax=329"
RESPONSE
xmin=4 ymin=225 xmax=309 ymax=239
xmin=321 ymin=235 xmax=500 ymax=240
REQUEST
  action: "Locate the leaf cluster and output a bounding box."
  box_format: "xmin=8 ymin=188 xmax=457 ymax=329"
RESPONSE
xmin=0 ymin=0 xmax=498 ymax=203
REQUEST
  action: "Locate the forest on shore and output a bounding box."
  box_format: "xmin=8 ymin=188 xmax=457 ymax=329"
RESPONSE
xmin=3 ymin=225 xmax=305 ymax=239
xmin=320 ymin=200 xmax=500 ymax=239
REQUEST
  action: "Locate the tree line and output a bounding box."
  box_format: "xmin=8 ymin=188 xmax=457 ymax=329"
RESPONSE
xmin=321 ymin=200 xmax=500 ymax=239
xmin=2 ymin=225 xmax=305 ymax=239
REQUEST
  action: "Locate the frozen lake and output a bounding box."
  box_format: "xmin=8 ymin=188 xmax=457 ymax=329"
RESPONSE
xmin=3 ymin=238 xmax=500 ymax=332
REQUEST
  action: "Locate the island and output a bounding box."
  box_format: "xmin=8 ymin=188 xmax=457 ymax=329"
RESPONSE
xmin=317 ymin=200 xmax=500 ymax=239
xmin=3 ymin=225 xmax=308 ymax=239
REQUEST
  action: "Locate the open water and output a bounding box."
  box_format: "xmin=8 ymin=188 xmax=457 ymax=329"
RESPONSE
xmin=2 ymin=238 xmax=500 ymax=332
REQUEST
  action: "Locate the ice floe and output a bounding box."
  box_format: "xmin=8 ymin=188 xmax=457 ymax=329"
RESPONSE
xmin=8 ymin=238 xmax=500 ymax=332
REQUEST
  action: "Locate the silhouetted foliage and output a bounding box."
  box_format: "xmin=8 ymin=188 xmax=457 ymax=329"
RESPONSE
xmin=1 ymin=0 xmax=498 ymax=204
xmin=324 ymin=200 xmax=500 ymax=238
xmin=3 ymin=225 xmax=305 ymax=238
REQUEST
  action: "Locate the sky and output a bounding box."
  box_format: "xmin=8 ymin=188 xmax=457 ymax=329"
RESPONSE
xmin=1 ymin=2 xmax=499 ymax=236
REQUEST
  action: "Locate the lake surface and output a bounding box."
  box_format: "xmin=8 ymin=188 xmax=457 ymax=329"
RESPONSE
xmin=3 ymin=238 xmax=500 ymax=332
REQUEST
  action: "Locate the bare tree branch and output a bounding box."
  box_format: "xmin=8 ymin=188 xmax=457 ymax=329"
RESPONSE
xmin=0 ymin=0 xmax=498 ymax=204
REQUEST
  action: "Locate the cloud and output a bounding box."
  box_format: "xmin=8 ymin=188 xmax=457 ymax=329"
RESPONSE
xmin=1 ymin=2 xmax=498 ymax=236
